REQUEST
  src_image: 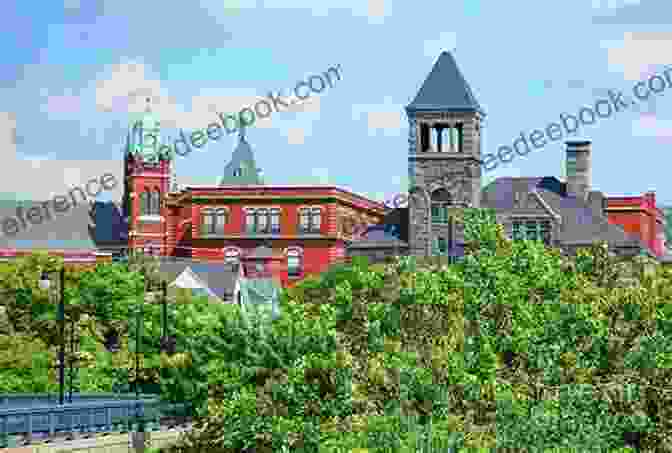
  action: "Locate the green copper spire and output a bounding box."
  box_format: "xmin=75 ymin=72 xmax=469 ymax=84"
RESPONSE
xmin=219 ymin=126 xmax=264 ymax=185
xmin=126 ymin=98 xmax=172 ymax=162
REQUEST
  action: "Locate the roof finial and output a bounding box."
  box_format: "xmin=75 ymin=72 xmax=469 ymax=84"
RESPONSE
xmin=144 ymin=97 xmax=152 ymax=113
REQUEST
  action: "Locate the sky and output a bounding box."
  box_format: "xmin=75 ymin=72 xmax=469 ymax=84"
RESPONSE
xmin=1 ymin=0 xmax=671 ymax=208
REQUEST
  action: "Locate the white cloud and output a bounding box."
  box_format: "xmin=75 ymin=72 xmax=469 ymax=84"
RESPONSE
xmin=0 ymin=112 xmax=123 ymax=201
xmin=286 ymin=127 xmax=305 ymax=145
xmin=605 ymin=32 xmax=672 ymax=81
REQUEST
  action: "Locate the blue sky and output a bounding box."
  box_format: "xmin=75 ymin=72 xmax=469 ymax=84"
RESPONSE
xmin=1 ymin=0 xmax=671 ymax=208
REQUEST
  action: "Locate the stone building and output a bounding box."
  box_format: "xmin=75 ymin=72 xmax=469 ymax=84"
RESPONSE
xmin=403 ymin=51 xmax=669 ymax=261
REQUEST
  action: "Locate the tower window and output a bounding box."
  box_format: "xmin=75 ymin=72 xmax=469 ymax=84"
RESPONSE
xmin=151 ymin=189 xmax=161 ymax=215
xmin=140 ymin=190 xmax=150 ymax=216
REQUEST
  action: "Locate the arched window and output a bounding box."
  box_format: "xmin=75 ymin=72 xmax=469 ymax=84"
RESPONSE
xmin=287 ymin=248 xmax=302 ymax=278
xmin=140 ymin=190 xmax=150 ymax=216
xmin=431 ymin=188 xmax=452 ymax=224
xmin=151 ymin=189 xmax=162 ymax=215
xmin=224 ymin=247 xmax=240 ymax=265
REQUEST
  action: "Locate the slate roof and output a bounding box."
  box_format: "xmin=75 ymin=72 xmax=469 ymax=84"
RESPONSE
xmin=406 ymin=51 xmax=485 ymax=115
xmin=481 ymin=176 xmax=648 ymax=252
xmin=0 ymin=200 xmax=98 ymax=250
xmin=347 ymin=227 xmax=409 ymax=250
xmin=0 ymin=199 xmax=129 ymax=253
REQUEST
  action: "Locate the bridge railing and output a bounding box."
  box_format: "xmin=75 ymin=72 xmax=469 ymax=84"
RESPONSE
xmin=0 ymin=397 xmax=188 ymax=448
xmin=0 ymin=393 xmax=159 ymax=409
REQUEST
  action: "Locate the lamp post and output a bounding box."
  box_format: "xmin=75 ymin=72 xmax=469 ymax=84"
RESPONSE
xmin=40 ymin=268 xmax=66 ymax=405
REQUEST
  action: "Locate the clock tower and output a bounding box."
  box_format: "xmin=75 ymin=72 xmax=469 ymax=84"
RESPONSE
xmin=406 ymin=51 xmax=485 ymax=257
xmin=123 ymin=98 xmax=173 ymax=255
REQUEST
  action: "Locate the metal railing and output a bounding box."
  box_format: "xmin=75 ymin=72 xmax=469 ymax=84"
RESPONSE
xmin=0 ymin=397 xmax=188 ymax=448
xmin=0 ymin=393 xmax=158 ymax=409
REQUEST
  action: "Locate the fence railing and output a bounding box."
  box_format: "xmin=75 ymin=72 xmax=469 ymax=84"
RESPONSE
xmin=0 ymin=397 xmax=189 ymax=448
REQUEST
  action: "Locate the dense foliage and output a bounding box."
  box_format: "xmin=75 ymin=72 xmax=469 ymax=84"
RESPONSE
xmin=162 ymin=208 xmax=672 ymax=453
xmin=3 ymin=211 xmax=672 ymax=451
xmin=0 ymin=250 xmax=187 ymax=396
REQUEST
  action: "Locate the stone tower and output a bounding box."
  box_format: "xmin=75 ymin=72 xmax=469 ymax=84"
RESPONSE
xmin=405 ymin=51 xmax=485 ymax=256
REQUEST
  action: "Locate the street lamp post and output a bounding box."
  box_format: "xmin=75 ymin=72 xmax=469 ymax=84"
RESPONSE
xmin=40 ymin=268 xmax=66 ymax=405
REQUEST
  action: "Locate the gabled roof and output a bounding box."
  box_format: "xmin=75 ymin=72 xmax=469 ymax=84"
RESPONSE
xmin=157 ymin=259 xmax=240 ymax=300
xmin=169 ymin=266 xmax=221 ymax=301
xmin=406 ymin=51 xmax=485 ymax=115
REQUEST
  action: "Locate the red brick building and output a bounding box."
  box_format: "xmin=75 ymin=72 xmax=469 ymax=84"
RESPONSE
xmin=605 ymin=191 xmax=667 ymax=257
xmin=123 ymin=108 xmax=388 ymax=287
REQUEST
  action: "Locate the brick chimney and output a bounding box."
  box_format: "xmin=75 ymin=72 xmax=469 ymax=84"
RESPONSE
xmin=565 ymin=140 xmax=591 ymax=201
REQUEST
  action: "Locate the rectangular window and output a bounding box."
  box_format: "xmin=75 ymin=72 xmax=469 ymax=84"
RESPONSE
xmin=214 ymin=210 xmax=227 ymax=235
xmin=201 ymin=211 xmax=215 ymax=235
xmin=257 ymin=209 xmax=268 ymax=233
xmin=299 ymin=210 xmax=310 ymax=233
xmin=432 ymin=205 xmax=450 ymax=224
xmin=437 ymin=237 xmax=447 ymax=254
xmin=299 ymin=208 xmax=321 ymax=233
xmin=512 ymin=219 xmax=551 ymax=245
xmin=311 ymin=209 xmax=321 ymax=233
xmin=245 ymin=211 xmax=256 ymax=234
xmin=270 ymin=209 xmax=281 ymax=234
xmin=525 ymin=220 xmax=538 ymax=241
xmin=512 ymin=221 xmax=523 ymax=241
